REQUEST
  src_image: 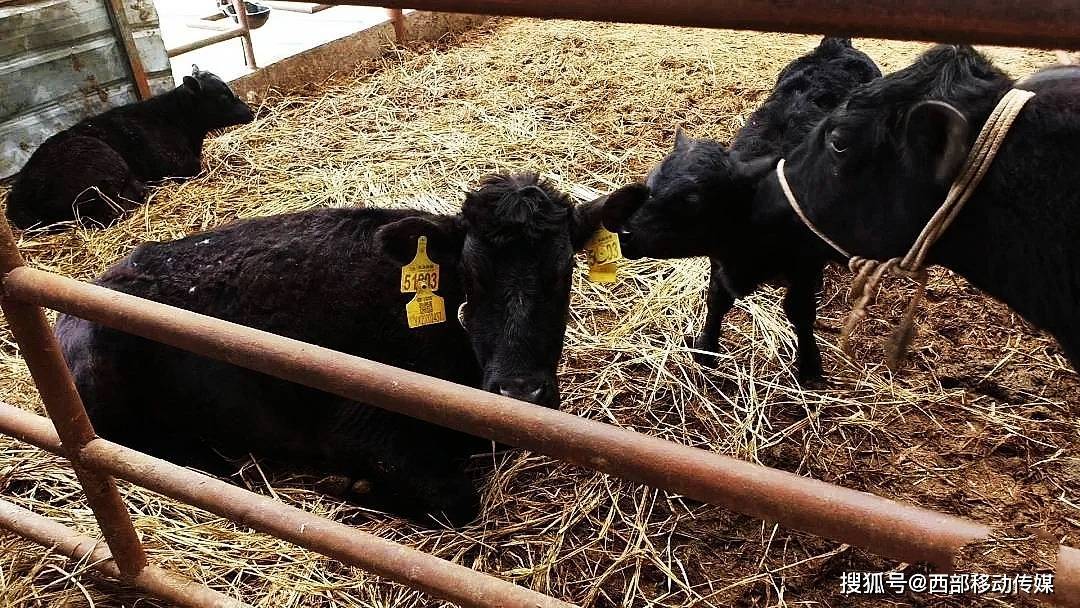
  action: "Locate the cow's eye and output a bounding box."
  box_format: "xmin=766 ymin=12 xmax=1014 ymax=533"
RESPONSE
xmin=827 ymin=130 xmax=848 ymax=154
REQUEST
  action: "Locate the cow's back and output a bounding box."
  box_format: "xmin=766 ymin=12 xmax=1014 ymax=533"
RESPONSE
xmin=57 ymin=207 xmax=481 ymax=472
xmin=733 ymin=38 xmax=880 ymax=159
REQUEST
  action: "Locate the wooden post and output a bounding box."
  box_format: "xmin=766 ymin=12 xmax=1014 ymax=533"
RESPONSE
xmin=102 ymin=0 xmax=152 ymax=100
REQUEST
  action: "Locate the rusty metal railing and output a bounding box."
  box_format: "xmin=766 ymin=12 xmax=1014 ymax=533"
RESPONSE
xmin=167 ymin=0 xmax=259 ymax=68
xmin=166 ymin=5 xmax=408 ymax=67
xmin=1 ymin=220 xmax=1078 ymax=606
xmin=3 ymin=2 xmax=1079 ymax=606
xmin=345 ymin=0 xmax=1080 ymax=49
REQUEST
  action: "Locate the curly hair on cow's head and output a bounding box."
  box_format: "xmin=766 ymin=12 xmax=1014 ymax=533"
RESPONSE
xmin=461 ymin=173 xmax=573 ymax=245
xmin=846 ymin=45 xmax=1011 ymax=126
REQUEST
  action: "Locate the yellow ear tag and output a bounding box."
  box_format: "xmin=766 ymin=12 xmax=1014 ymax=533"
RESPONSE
xmin=585 ymin=227 xmax=621 ymax=283
xmin=400 ymin=236 xmax=446 ymax=328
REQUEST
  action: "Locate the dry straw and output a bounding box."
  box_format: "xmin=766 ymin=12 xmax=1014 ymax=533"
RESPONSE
xmin=0 ymin=18 xmax=1075 ymax=608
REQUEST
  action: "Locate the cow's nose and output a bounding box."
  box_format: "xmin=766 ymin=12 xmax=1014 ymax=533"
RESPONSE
xmin=493 ymin=378 xmax=545 ymax=403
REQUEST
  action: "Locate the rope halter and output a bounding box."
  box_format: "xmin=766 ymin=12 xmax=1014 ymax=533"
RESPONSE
xmin=778 ymin=88 xmax=1036 ymax=371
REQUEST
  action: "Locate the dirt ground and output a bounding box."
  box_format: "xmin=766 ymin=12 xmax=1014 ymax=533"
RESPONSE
xmin=0 ymin=17 xmax=1075 ymax=608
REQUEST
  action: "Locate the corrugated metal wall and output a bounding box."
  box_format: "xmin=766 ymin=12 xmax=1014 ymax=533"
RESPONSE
xmin=0 ymin=0 xmax=174 ymax=178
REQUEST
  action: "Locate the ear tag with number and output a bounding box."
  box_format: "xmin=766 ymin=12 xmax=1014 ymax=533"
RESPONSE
xmin=584 ymin=227 xmax=622 ymax=283
xmin=400 ymin=236 xmax=446 ymax=328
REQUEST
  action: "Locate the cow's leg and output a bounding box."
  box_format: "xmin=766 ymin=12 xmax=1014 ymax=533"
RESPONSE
xmin=323 ymin=412 xmax=482 ymax=525
xmin=689 ymin=259 xmax=736 ymax=367
xmin=361 ymin=448 xmax=479 ymax=525
xmin=783 ymin=266 xmax=825 ymax=382
xmin=1052 ymin=326 xmax=1080 ymax=376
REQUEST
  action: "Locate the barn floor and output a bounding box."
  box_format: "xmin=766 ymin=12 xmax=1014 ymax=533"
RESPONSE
xmin=0 ymin=17 xmax=1075 ymax=608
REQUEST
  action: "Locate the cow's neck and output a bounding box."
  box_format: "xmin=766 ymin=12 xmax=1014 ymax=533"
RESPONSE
xmin=931 ymin=131 xmax=1080 ymax=359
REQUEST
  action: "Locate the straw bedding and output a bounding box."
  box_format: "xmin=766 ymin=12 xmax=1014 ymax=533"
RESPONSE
xmin=0 ymin=17 xmax=1075 ymax=608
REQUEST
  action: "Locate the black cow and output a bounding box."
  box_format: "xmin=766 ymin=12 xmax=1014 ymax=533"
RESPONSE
xmin=753 ymin=45 xmax=1080 ymax=371
xmin=603 ymin=38 xmax=880 ymax=380
xmin=55 ymin=173 xmax=606 ymax=524
xmin=6 ymin=66 xmax=253 ymax=230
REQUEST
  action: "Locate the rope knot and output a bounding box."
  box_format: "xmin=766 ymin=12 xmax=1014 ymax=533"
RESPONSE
xmin=839 ymin=257 xmax=929 ymax=371
xmin=783 ymin=88 xmax=1035 ymax=373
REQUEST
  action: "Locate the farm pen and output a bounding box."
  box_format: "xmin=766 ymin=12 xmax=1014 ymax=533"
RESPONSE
xmin=1 ymin=1 xmax=1079 ymax=607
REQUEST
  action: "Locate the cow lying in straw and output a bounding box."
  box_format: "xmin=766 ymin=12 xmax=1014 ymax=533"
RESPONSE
xmin=6 ymin=67 xmax=253 ymax=230
xmin=56 ymin=173 xmax=605 ymax=525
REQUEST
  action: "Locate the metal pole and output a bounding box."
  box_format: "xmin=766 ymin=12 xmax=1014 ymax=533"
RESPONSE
xmin=286 ymin=0 xmax=1080 ymax=49
xmin=3 ymin=385 xmax=1079 ymax=608
xmin=0 ymin=233 xmax=147 ymax=576
xmin=388 ymin=8 xmax=406 ymax=44
xmin=1 ymin=267 xmax=1011 ymax=571
xmin=230 ymin=0 xmax=258 ymax=68
xmin=0 ymin=402 xmax=574 ymax=608
xmin=0 ymin=498 xmax=250 ymax=608
xmin=168 ymin=28 xmax=247 ymax=58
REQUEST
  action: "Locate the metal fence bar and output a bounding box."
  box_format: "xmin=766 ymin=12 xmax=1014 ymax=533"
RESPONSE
xmin=166 ymin=1 xmax=257 ymax=67
xmin=285 ymin=0 xmax=1080 ymax=49
xmin=4 ymin=268 xmax=1078 ymax=607
xmin=0 ymin=253 xmax=147 ymax=577
xmin=388 ymin=8 xmax=406 ymax=43
xmin=230 ymin=0 xmax=258 ymax=68
xmin=0 ymin=267 xmax=1031 ymax=569
xmin=0 ymin=498 xmax=251 ymax=608
xmin=167 ymin=28 xmax=247 ymax=58
xmin=0 ymin=401 xmax=575 ymax=608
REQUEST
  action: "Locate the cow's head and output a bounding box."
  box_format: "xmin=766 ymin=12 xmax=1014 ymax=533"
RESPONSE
xmin=375 ymin=173 xmax=604 ymax=407
xmin=183 ymin=65 xmax=255 ymax=130
xmin=760 ymin=45 xmax=1011 ymax=259
xmin=601 ymin=129 xmax=773 ymax=259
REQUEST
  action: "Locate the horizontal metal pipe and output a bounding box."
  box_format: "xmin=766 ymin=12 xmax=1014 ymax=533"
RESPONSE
xmin=3 ymin=268 xmax=997 ymax=570
xmin=0 ymin=497 xmax=250 ymax=608
xmin=294 ymin=0 xmax=1080 ymax=49
xmin=167 ymin=28 xmax=245 ymax=57
xmin=0 ymin=402 xmax=573 ymax=608
xmin=5 ymin=405 xmax=1078 ymax=608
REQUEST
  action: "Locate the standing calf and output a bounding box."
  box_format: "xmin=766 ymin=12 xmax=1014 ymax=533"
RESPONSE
xmin=603 ymin=38 xmax=880 ymax=380
xmin=56 ymin=173 xmax=606 ymax=525
xmin=6 ymin=66 xmax=253 ymax=230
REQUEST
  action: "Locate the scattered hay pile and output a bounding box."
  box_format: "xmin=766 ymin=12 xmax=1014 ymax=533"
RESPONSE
xmin=1 ymin=17 xmax=1075 ymax=608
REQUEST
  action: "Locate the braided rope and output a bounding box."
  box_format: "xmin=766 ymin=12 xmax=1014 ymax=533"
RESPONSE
xmin=779 ymin=88 xmax=1036 ymax=371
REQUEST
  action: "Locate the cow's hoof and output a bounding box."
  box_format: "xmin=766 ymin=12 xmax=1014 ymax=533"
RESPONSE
xmin=315 ymin=475 xmax=352 ymax=496
xmin=797 ymin=363 xmax=826 ymax=387
xmin=685 ymin=333 xmax=719 ymax=368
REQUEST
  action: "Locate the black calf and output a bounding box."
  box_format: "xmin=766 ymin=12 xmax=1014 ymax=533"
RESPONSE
xmin=6 ymin=66 xmax=253 ymax=230
xmin=603 ymin=38 xmax=880 ymax=380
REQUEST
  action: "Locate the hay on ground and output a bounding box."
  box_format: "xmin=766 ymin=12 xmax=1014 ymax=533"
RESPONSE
xmin=0 ymin=18 xmax=1075 ymax=608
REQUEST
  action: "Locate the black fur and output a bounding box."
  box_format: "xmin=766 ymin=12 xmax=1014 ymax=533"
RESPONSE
xmin=6 ymin=67 xmax=253 ymax=230
xmin=602 ymin=37 xmax=880 ymax=380
xmin=759 ymin=45 xmax=1080 ymax=371
xmin=55 ymin=173 xmax=605 ymax=525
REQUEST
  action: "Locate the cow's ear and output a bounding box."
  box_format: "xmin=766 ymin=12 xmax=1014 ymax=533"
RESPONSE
xmin=904 ymin=100 xmax=971 ymax=185
xmin=596 ymin=183 xmax=649 ymax=238
xmin=571 ymin=189 xmax=627 ymax=250
xmin=375 ymin=216 xmax=463 ymax=266
xmin=182 ymin=75 xmax=202 ymax=93
xmin=732 ymin=154 xmax=776 ymax=186
xmin=674 ymin=126 xmax=691 ymax=151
